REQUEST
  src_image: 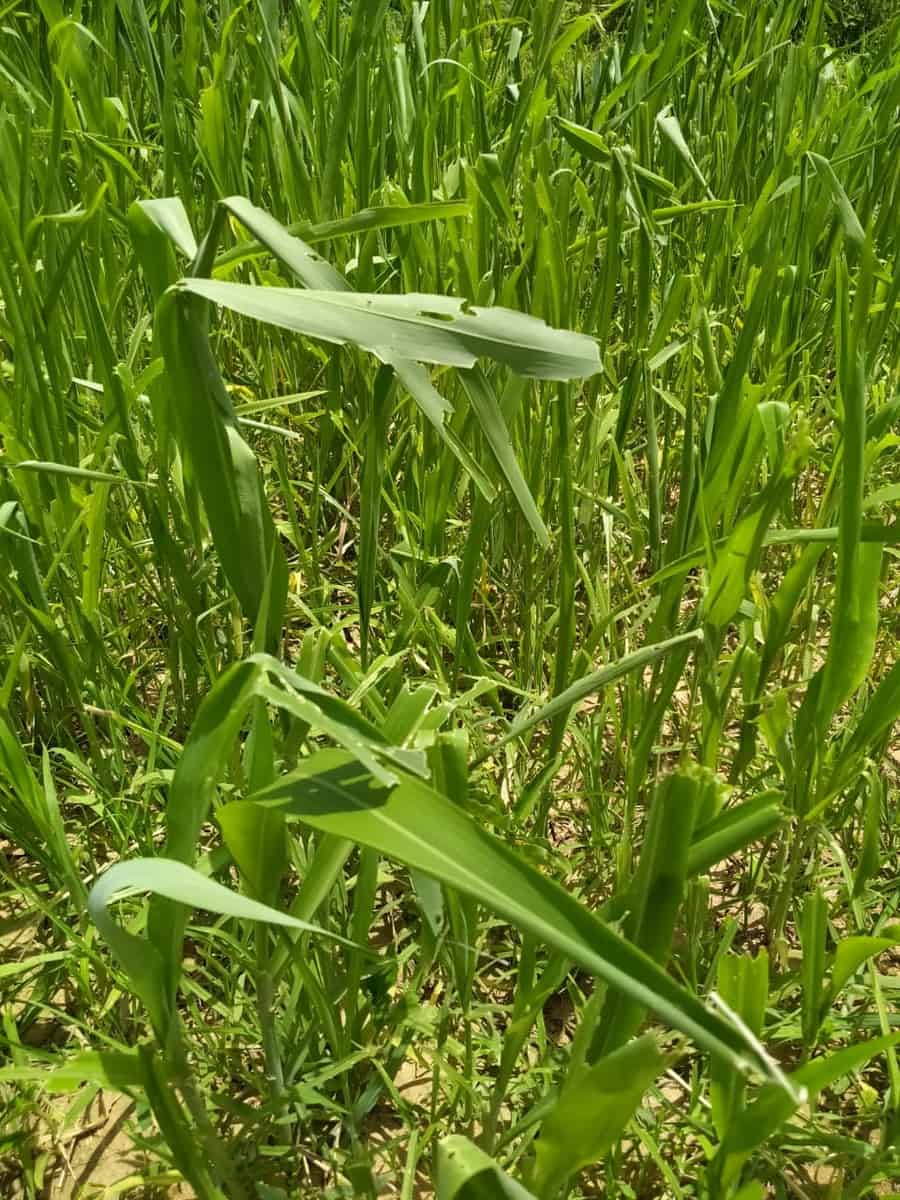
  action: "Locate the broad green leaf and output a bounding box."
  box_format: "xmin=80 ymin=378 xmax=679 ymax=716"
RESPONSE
xmin=842 ymin=662 xmax=900 ymax=769
xmin=734 ymin=1184 xmax=765 ymax=1200
xmin=531 ymin=1036 xmax=670 ymax=1197
xmin=828 ymin=929 xmax=900 ymax=1002
xmin=558 ymin=118 xmax=676 ymax=195
xmin=137 ymin=1043 xmax=227 ymax=1200
xmin=157 ymin=660 xmax=264 ymax=868
xmin=852 ymin=773 xmax=883 ymax=897
xmin=177 ymin=278 xmax=602 ymax=381
xmin=221 ymin=195 xmax=348 ymax=290
xmin=146 ymin=655 xmax=426 ymax=1010
xmin=216 ymin=200 xmax=471 ymax=273
xmin=644 ymin=524 xmax=897 ymax=591
xmin=817 ymin=539 xmax=883 ymax=728
xmin=45 ymin=1050 xmax=143 ymax=1095
xmin=137 ymin=196 xmax=198 ymax=259
xmin=800 ymin=889 xmax=828 ymax=1048
xmin=814 ymin=253 xmax=880 ymax=734
xmin=471 ymin=153 xmax=516 ymax=229
xmin=437 ymin=1135 xmax=536 ymax=1200
xmin=251 ymin=750 xmax=775 ymax=1075
xmin=220 ymin=197 xmax=495 ymax=498
xmin=156 ymin=288 xmax=285 ymax=644
xmin=702 ymin=495 xmax=778 ymax=630
xmin=217 ymin=801 xmax=287 ymax=908
xmin=0 ymin=717 xmax=84 ymax=904
xmin=258 ymin=654 xmax=428 ymax=779
xmin=710 ymin=951 xmax=769 ymax=1139
xmin=704 ymin=426 xmax=811 ymax=628
xmin=0 ymin=950 xmax=70 ymax=981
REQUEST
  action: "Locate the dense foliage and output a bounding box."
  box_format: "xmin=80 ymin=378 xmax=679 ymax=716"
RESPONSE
xmin=1 ymin=1 xmax=899 ymax=1197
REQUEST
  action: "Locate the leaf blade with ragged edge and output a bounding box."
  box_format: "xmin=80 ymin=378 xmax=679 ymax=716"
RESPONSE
xmin=251 ymin=749 xmax=776 ymax=1077
xmin=437 ymin=1135 xmax=538 ymax=1200
xmin=176 ymin=279 xmax=602 ymax=381
xmin=590 ymin=770 xmax=703 ymax=1061
xmin=530 ymin=1036 xmax=672 ymax=1198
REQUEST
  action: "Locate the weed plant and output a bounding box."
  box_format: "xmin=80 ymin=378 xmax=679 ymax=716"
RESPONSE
xmin=0 ymin=2 xmax=899 ymax=1197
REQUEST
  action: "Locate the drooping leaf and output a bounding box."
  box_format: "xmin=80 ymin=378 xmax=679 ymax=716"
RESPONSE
xmin=220 ymin=196 xmax=495 ymax=498
xmin=476 ymin=630 xmax=703 ymax=763
xmin=89 ymin=857 xmax=353 ymax=1033
xmin=176 ymin=278 xmax=602 ymax=381
xmin=215 ymin=199 xmax=471 ymax=273
xmin=252 ymin=750 xmax=776 ymax=1076
xmin=137 ymin=196 xmax=198 ymax=259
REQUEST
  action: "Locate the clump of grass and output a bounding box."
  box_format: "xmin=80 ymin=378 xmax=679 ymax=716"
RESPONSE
xmin=0 ymin=1 xmax=899 ymax=1198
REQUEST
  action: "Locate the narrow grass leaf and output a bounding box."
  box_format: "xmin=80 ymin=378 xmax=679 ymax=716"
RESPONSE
xmin=477 ymin=630 xmax=703 ymax=761
xmin=459 ymin=367 xmax=549 ymax=546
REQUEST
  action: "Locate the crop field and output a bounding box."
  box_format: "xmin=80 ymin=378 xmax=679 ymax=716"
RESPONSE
xmin=0 ymin=1 xmax=899 ymax=1197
